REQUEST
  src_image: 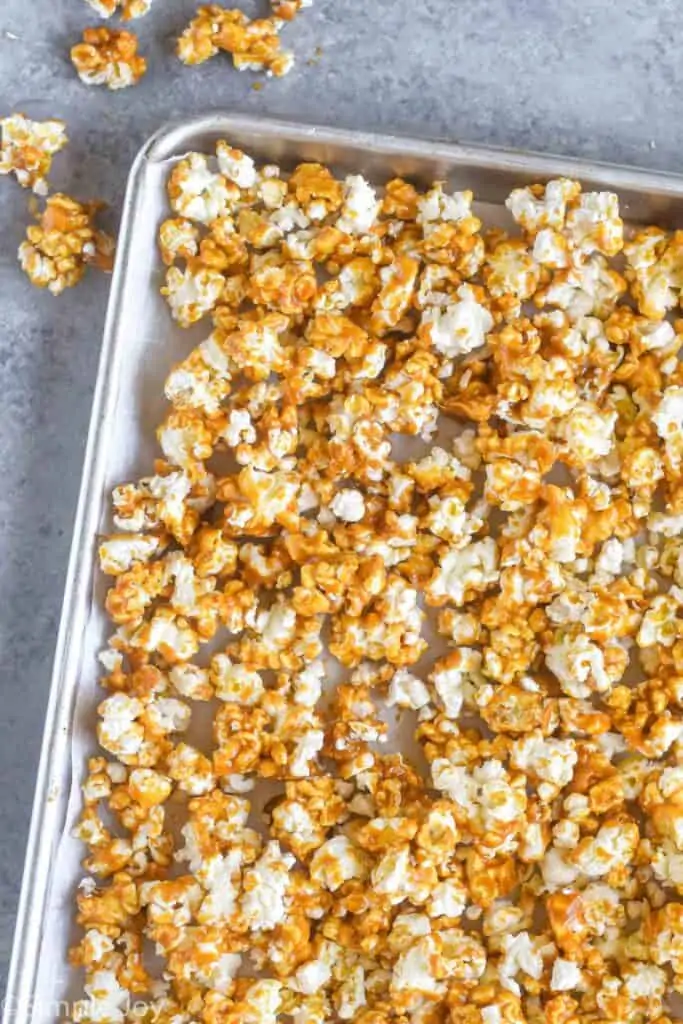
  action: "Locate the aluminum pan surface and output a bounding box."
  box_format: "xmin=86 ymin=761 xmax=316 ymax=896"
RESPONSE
xmin=7 ymin=112 xmax=683 ymax=1024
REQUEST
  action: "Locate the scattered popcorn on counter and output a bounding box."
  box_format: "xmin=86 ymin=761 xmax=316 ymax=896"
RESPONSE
xmin=0 ymin=113 xmax=67 ymax=194
xmin=70 ymin=27 xmax=147 ymax=90
xmin=176 ymin=3 xmax=312 ymax=78
xmin=18 ymin=192 xmax=115 ymax=295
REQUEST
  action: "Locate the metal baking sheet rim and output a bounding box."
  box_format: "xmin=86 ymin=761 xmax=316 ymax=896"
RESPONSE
xmin=6 ymin=111 xmax=683 ymax=1022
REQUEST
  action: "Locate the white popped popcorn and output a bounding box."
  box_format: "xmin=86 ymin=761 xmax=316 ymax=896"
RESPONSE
xmin=391 ymin=935 xmax=446 ymax=1006
xmin=162 ymin=264 xmax=225 ymax=327
xmin=550 ymin=957 xmax=582 ymax=992
xmin=420 ymin=285 xmax=493 ymax=357
xmin=427 ymin=878 xmax=467 ymax=919
xmin=293 ymin=958 xmax=331 ymax=995
xmin=240 ymin=841 xmax=294 ymax=931
xmin=427 ymin=538 xmax=499 ymax=606
xmin=168 ymin=153 xmax=235 ymax=224
xmin=498 ymin=932 xmax=543 ymax=996
xmin=73 ymin=968 xmax=130 ymax=1023
xmin=654 ymin=385 xmax=683 ymax=466
xmin=557 ymin=401 xmax=617 ymax=464
xmin=624 ymin=226 xmax=683 ymax=319
xmin=506 ymin=178 xmax=581 ymax=233
xmin=329 ymin=489 xmax=366 ymax=523
xmin=216 ymin=142 xmax=257 ymax=188
xmin=211 ymin=654 xmax=265 ymax=703
xmin=310 ymin=836 xmax=369 ymax=891
xmin=337 ymin=175 xmax=380 ymax=235
xmin=98 ymin=534 xmax=165 ymax=575
xmin=430 ymin=648 xmax=483 ymax=718
xmin=545 ymin=633 xmax=611 ymax=698
xmin=511 ymin=732 xmax=578 ymax=799
xmin=418 ymin=184 xmax=473 ymax=228
xmin=387 ymin=669 xmax=431 ymax=710
xmin=565 ymin=191 xmax=623 ymax=256
xmin=572 ymin=821 xmax=639 ymax=878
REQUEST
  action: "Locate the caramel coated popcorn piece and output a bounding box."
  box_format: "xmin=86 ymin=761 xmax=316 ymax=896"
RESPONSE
xmin=71 ymin=27 xmax=147 ymax=90
xmin=19 ymin=193 xmax=114 ymax=295
xmin=176 ymin=4 xmax=224 ymax=65
xmin=625 ymin=227 xmax=683 ymax=319
xmin=177 ymin=4 xmax=304 ymax=78
xmin=0 ymin=113 xmax=67 ymax=195
xmin=217 ymin=11 xmax=294 ymax=77
xmin=84 ymin=0 xmax=154 ymax=18
xmin=272 ymin=0 xmax=312 ymax=18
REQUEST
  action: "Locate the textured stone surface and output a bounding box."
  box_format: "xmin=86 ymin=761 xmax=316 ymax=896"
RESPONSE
xmin=0 ymin=0 xmax=682 ymax=989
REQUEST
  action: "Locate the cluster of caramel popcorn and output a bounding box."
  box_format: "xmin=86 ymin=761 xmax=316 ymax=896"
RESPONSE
xmin=71 ymin=27 xmax=148 ymax=90
xmin=177 ymin=1 xmax=313 ymax=77
xmin=0 ymin=110 xmax=115 ymax=293
xmin=70 ymin=0 xmax=313 ymax=92
xmin=74 ymin=0 xmax=150 ymax=91
xmin=19 ymin=193 xmax=115 ymax=295
xmin=0 ymin=113 xmax=67 ymax=195
xmin=72 ymin=142 xmax=683 ymax=1024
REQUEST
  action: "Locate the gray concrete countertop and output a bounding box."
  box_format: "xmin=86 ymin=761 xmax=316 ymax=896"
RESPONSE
xmin=1 ymin=0 xmax=681 ymax=990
